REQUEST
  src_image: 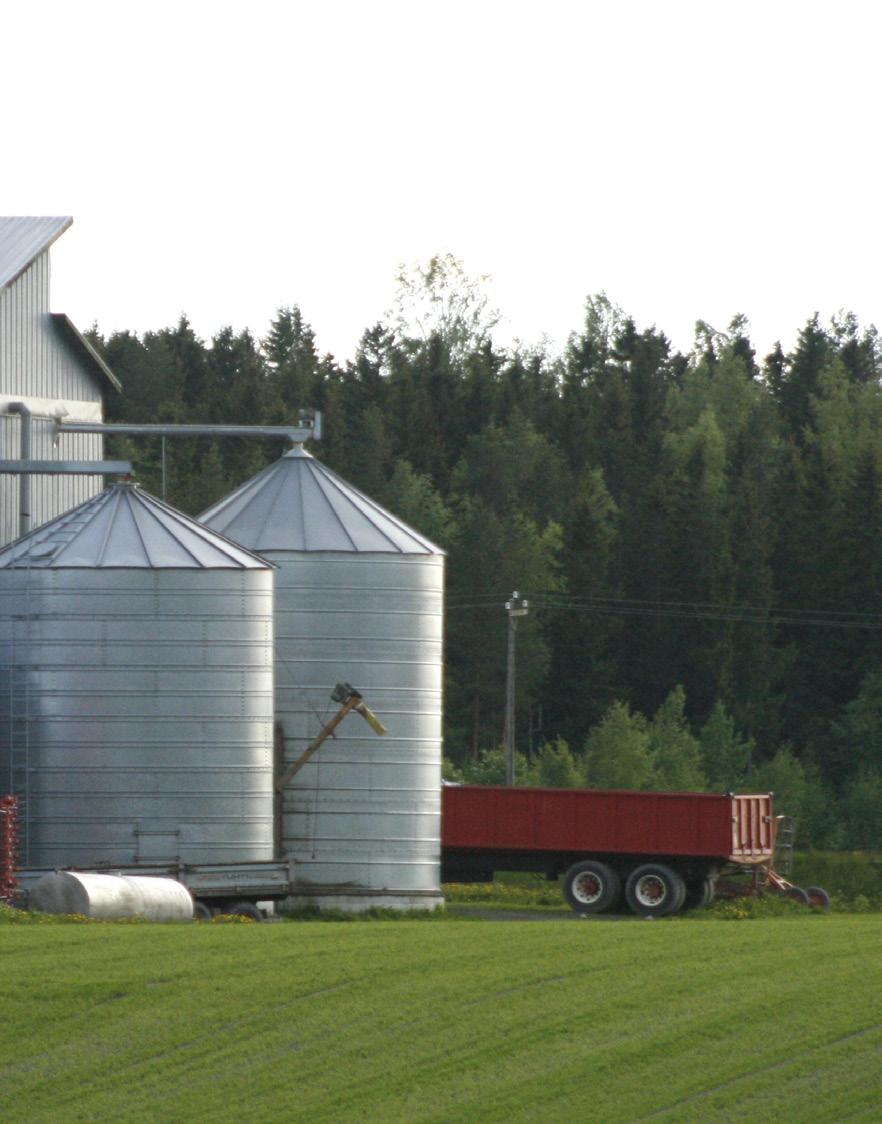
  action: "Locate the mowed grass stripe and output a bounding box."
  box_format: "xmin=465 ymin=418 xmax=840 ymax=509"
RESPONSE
xmin=646 ymin=1023 xmax=882 ymax=1120
xmin=1 ymin=917 xmax=880 ymax=1122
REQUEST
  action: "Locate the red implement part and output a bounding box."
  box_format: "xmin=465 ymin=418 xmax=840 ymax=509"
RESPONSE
xmin=715 ymin=866 xmax=789 ymax=898
xmin=715 ymin=817 xmax=828 ymax=907
xmin=0 ymin=795 xmax=19 ymax=903
xmin=715 ymin=865 xmax=809 ymax=903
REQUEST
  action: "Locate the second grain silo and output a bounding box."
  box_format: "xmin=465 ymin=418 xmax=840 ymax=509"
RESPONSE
xmin=200 ymin=446 xmax=445 ymax=911
xmin=0 ymin=482 xmax=275 ymax=869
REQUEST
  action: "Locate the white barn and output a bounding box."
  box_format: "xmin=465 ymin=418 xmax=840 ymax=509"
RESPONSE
xmin=0 ymin=216 xmax=119 ymax=546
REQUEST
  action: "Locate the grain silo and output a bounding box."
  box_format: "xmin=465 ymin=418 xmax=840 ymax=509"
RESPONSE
xmin=0 ymin=482 xmax=275 ymax=869
xmin=200 ymin=446 xmax=445 ymax=911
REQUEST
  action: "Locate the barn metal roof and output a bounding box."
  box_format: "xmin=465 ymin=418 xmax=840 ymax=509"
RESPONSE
xmin=50 ymin=313 xmax=122 ymax=392
xmin=0 ymin=482 xmax=271 ymax=569
xmin=0 ymin=216 xmax=72 ymax=291
xmin=199 ymin=446 xmax=444 ymax=555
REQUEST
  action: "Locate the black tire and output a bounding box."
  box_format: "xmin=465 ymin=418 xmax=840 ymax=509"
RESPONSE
xmin=806 ymin=886 xmax=831 ymax=909
xmin=226 ymin=901 xmax=263 ymax=922
xmin=563 ymin=860 xmax=622 ymax=915
xmin=625 ymin=864 xmax=687 ymax=918
xmin=784 ymin=886 xmax=811 ymax=906
xmin=684 ymin=876 xmax=716 ymax=911
xmin=193 ymin=901 xmax=213 ymax=922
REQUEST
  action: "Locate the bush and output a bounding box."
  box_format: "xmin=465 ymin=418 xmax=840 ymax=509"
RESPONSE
xmin=841 ymin=772 xmax=882 ymax=849
xmin=791 ymin=851 xmax=882 ymax=900
xmin=0 ymin=903 xmax=92 ymax=924
xmin=457 ymin=747 xmax=530 ymax=786
xmin=520 ymin=738 xmax=583 ymax=788
xmin=694 ymin=895 xmax=817 ymax=921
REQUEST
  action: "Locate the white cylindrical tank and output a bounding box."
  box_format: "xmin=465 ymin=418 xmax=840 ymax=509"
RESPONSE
xmin=29 ymin=870 xmax=194 ymax=921
xmin=201 ymin=447 xmax=445 ymax=911
xmin=0 ymin=483 xmax=276 ymax=869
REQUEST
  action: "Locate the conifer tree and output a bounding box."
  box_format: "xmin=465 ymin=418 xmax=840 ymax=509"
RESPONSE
xmin=543 ymin=467 xmax=621 ymax=745
xmin=521 ymin=738 xmax=582 ymax=788
xmin=769 ymin=314 xmax=833 ymax=440
xmin=698 ymin=702 xmax=753 ymax=791
xmin=583 ymin=702 xmax=655 ymax=790
xmin=445 ymin=499 xmax=562 ymax=760
xmin=382 ymin=459 xmax=455 ymax=547
xmin=648 ymin=687 xmax=706 ymax=791
xmin=263 ymin=305 xmax=320 ymax=412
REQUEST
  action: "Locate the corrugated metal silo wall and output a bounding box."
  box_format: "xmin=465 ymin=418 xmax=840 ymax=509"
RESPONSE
xmin=0 ymin=568 xmax=275 ymax=867
xmin=272 ymin=551 xmax=444 ymax=908
xmin=0 ymin=253 xmax=104 ymax=546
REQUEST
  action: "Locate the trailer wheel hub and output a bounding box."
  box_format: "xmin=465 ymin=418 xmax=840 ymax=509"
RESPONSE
xmin=572 ymin=872 xmax=603 ymax=905
xmin=634 ymin=874 xmax=667 ymax=907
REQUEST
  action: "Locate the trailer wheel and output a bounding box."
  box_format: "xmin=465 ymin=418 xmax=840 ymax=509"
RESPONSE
xmin=784 ymin=886 xmax=811 ymax=906
xmin=226 ymin=901 xmax=263 ymax=922
xmin=563 ymin=861 xmax=621 ymax=914
xmin=193 ymin=902 xmax=213 ymax=922
xmin=684 ymin=876 xmax=715 ymax=910
xmin=625 ymin=864 xmax=686 ymax=918
xmin=805 ymin=886 xmax=830 ymax=909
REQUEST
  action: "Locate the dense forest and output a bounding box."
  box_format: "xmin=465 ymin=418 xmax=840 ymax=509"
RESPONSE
xmin=89 ymin=257 xmax=882 ymax=848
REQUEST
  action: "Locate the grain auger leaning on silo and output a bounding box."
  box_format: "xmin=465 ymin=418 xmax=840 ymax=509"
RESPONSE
xmin=200 ymin=444 xmax=447 ymax=913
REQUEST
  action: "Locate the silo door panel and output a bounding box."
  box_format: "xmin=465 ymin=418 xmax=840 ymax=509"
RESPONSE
xmin=134 ymin=827 xmax=180 ymax=862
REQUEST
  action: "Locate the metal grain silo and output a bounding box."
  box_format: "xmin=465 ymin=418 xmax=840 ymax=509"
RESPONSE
xmin=200 ymin=446 xmax=444 ymax=911
xmin=0 ymin=482 xmax=275 ymax=869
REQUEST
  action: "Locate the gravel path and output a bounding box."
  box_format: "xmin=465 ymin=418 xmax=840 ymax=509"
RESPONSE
xmin=445 ymin=904 xmax=636 ymax=921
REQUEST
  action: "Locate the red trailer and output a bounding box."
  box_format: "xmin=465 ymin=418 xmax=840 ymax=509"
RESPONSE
xmin=441 ymin=783 xmax=780 ymax=917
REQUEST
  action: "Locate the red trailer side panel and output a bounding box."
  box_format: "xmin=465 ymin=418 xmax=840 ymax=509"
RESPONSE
xmin=442 ymin=785 xmax=774 ymax=863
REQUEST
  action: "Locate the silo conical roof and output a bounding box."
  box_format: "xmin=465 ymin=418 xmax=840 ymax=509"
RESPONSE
xmin=199 ymin=446 xmax=444 ymax=554
xmin=0 ymin=482 xmax=269 ymax=569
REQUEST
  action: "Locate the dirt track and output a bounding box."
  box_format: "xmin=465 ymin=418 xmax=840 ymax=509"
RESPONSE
xmin=446 ymin=905 xmax=638 ymax=921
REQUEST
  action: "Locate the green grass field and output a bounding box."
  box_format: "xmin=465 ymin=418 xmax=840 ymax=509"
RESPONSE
xmin=2 ymin=915 xmax=881 ymax=1122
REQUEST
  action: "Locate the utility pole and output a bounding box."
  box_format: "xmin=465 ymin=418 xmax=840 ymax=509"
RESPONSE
xmin=504 ymin=591 xmax=529 ymax=785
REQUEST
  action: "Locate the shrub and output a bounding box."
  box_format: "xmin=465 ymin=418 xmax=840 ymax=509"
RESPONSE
xmin=697 ymin=895 xmax=815 ymax=921
xmin=791 ymin=851 xmax=882 ymax=900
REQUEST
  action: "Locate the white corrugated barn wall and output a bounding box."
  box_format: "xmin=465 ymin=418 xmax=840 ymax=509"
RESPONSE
xmin=0 ymin=217 xmax=116 ymax=547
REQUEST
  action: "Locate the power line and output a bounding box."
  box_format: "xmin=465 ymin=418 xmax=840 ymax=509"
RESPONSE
xmin=533 ymin=591 xmax=882 ymax=621
xmin=447 ymin=592 xmax=882 ymax=630
xmin=534 ymin=601 xmax=882 ymax=630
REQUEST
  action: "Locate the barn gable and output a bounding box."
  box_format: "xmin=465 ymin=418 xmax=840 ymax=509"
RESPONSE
xmin=0 ymin=216 xmax=120 ymax=544
xmin=0 ymin=216 xmax=71 ymax=290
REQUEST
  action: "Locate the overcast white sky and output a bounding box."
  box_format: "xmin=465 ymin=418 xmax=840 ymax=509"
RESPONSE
xmin=5 ymin=0 xmax=881 ymax=364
